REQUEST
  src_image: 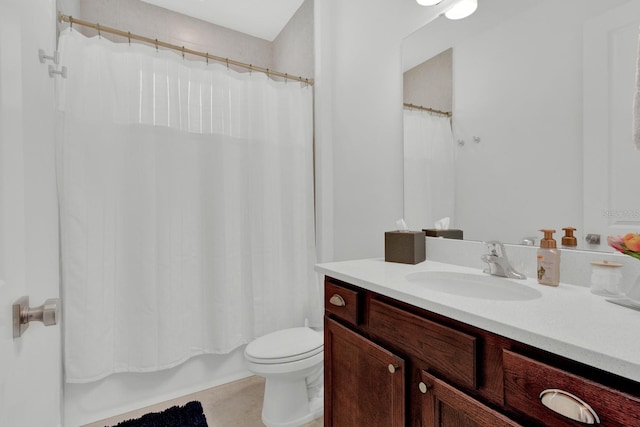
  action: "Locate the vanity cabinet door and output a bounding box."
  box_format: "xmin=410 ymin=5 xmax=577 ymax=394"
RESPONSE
xmin=418 ymin=370 xmax=522 ymax=427
xmin=324 ymin=317 xmax=405 ymax=427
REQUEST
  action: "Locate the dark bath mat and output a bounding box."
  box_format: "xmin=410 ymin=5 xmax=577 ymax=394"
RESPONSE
xmin=110 ymin=400 xmax=207 ymax=427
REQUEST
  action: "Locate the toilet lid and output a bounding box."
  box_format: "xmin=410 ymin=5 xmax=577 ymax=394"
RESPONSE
xmin=245 ymin=327 xmax=323 ymax=364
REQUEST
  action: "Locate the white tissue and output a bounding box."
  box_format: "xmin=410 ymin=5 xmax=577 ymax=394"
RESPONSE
xmin=396 ymin=218 xmax=409 ymax=231
xmin=434 ymin=217 xmax=450 ymax=230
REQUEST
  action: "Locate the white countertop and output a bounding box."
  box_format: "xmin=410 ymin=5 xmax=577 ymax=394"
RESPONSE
xmin=316 ymin=258 xmax=640 ymax=383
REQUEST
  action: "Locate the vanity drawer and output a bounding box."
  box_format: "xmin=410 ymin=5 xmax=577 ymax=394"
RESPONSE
xmin=368 ymin=299 xmax=477 ymax=390
xmin=324 ymin=279 xmax=361 ymax=326
xmin=503 ymin=349 xmax=640 ymax=426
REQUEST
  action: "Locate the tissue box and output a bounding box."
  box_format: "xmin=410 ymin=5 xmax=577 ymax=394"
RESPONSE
xmin=385 ymin=231 xmax=426 ymax=264
xmin=423 ymin=229 xmax=464 ymax=240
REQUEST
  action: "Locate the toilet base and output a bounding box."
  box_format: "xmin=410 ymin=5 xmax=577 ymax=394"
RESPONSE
xmin=259 ymin=364 xmax=323 ymax=427
xmin=262 ymin=389 xmax=323 ymax=427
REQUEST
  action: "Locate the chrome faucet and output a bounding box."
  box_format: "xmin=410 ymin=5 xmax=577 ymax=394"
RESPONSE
xmin=481 ymin=241 xmax=526 ymax=280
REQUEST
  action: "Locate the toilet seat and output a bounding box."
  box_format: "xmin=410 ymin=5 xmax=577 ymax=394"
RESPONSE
xmin=245 ymin=327 xmax=323 ymax=364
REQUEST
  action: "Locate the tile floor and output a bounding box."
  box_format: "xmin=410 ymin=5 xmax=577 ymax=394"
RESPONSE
xmin=84 ymin=375 xmax=323 ymax=427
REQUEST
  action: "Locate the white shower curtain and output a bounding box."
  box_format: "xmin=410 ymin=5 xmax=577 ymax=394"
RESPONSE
xmin=56 ymin=29 xmax=319 ymax=383
xmin=403 ymin=109 xmax=455 ymax=230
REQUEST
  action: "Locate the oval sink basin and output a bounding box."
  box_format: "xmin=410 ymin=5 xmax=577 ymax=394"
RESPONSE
xmin=405 ymin=271 xmax=542 ymax=301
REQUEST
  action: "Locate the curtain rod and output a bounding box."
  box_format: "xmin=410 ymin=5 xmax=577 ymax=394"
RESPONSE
xmin=58 ymin=13 xmax=314 ymax=85
xmin=403 ymin=102 xmax=451 ymax=117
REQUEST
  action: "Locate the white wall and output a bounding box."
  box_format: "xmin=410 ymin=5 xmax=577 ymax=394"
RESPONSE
xmin=403 ymin=48 xmax=452 ymax=113
xmin=313 ymin=0 xmax=458 ymax=262
xmin=273 ymin=0 xmax=314 ymax=81
xmin=453 ymin=0 xmax=629 ymax=245
xmin=73 ymin=0 xmax=273 ymax=70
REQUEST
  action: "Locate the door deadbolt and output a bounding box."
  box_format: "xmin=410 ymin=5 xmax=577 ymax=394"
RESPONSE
xmin=13 ymin=296 xmax=60 ymax=338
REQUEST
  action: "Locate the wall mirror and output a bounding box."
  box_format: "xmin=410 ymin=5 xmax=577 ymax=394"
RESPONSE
xmin=402 ymin=0 xmax=640 ymax=252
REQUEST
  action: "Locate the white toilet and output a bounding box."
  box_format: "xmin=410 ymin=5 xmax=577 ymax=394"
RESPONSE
xmin=244 ymin=327 xmax=324 ymax=427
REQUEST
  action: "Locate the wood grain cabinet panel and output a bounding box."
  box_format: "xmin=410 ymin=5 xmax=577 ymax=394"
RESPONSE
xmin=418 ymin=370 xmax=522 ymax=427
xmin=324 ymin=317 xmax=405 ymax=427
xmin=503 ymin=349 xmax=640 ymax=427
xmin=368 ymin=298 xmax=477 ymax=389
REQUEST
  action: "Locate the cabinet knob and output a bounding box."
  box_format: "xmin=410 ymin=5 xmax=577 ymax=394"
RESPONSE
xmin=329 ymin=294 xmax=346 ymax=307
xmin=418 ymin=382 xmax=431 ymax=394
xmin=539 ymin=389 xmax=600 ymax=424
xmin=388 ymin=364 xmax=399 ymax=374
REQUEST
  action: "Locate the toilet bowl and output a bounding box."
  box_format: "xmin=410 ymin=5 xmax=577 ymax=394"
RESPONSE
xmin=244 ymin=327 xmax=324 ymax=427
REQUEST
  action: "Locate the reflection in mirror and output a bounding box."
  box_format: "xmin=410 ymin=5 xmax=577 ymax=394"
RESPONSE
xmin=402 ymin=0 xmax=640 ymax=253
xmin=403 ymin=50 xmax=455 ymax=233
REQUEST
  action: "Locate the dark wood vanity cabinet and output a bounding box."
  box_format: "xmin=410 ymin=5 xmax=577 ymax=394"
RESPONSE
xmin=323 ymin=276 xmax=640 ymax=427
xmin=324 ymin=279 xmax=405 ymax=426
xmin=418 ymin=370 xmax=521 ymax=427
xmin=325 ymin=318 xmax=406 ymax=426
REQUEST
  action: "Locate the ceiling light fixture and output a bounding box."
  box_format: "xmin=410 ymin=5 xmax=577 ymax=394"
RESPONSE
xmin=416 ymin=0 xmax=442 ymax=6
xmin=444 ymin=0 xmax=478 ymax=20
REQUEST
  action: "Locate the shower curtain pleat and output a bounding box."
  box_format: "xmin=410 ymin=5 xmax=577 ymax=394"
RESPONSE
xmin=56 ymin=29 xmax=319 ymax=383
xmin=403 ymin=110 xmax=455 ymax=229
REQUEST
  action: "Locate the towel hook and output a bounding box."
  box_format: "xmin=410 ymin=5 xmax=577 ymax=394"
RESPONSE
xmin=39 ymin=49 xmax=59 ymax=65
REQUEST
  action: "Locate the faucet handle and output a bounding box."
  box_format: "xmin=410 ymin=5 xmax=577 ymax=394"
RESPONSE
xmin=481 ymin=241 xmax=526 ymax=280
xmin=483 ymin=240 xmax=504 ymax=256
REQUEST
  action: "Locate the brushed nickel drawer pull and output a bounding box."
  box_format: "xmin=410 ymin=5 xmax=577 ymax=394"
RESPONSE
xmin=539 ymin=389 xmax=600 ymax=424
xmin=329 ymin=294 xmax=346 ymax=307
